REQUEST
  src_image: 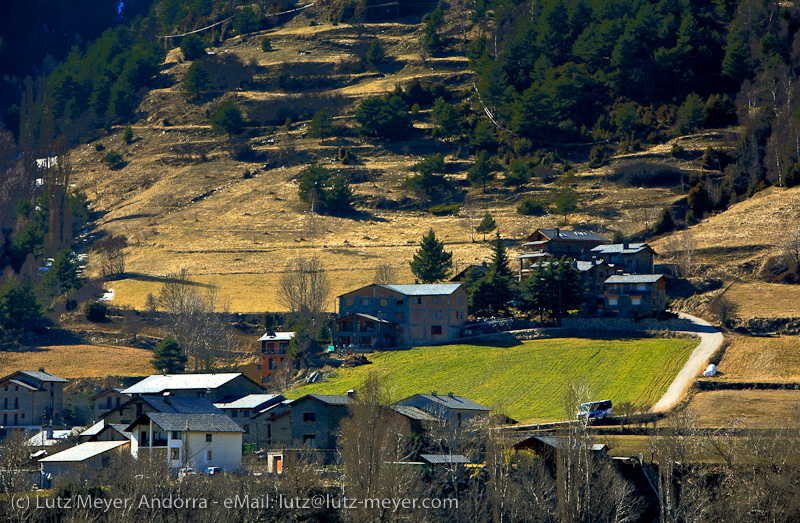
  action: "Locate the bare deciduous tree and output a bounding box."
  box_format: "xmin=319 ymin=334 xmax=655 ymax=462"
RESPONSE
xmin=373 ymin=263 xmax=397 ymax=285
xmin=93 ymin=234 xmax=127 ymax=279
xmin=278 ymin=257 xmax=331 ymax=319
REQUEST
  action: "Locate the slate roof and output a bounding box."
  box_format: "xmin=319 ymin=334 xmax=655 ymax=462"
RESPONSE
xmin=295 ymin=394 xmax=353 ymax=406
xmin=129 ymin=412 xmax=244 ymax=433
xmin=26 ymin=429 xmax=77 ymax=447
xmin=122 ymin=373 xmax=242 ymax=394
xmin=39 ymin=441 xmax=129 ymax=463
xmin=390 ymin=405 xmax=438 ymax=422
xmin=591 ymin=243 xmax=655 ymax=255
xmin=6 ymin=379 xmax=41 ymax=391
xmin=214 ymin=394 xmax=283 ymax=410
xmin=400 ymin=394 xmax=491 ymax=412
xmin=257 ymin=331 xmax=295 ymax=342
xmin=89 ymin=388 xmax=129 ymax=402
xmin=80 ymin=420 xmax=133 ymax=440
xmin=420 ymin=454 xmax=471 ymax=464
xmin=381 ymin=284 xmax=462 ymax=296
xmin=535 ymin=229 xmax=610 ymax=242
xmin=15 ymin=370 xmax=68 ymax=383
xmin=604 ymin=274 xmax=665 ymax=284
xmin=141 ymin=396 xmax=224 ymax=414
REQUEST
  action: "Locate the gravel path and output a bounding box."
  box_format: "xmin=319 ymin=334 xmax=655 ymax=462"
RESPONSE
xmin=652 ymin=312 xmax=725 ymax=412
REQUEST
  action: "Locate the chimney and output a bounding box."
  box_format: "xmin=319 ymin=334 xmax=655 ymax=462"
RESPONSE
xmin=38 ymin=367 xmax=45 ymax=373
xmin=448 ymin=392 xmax=454 ymax=397
xmin=414 ymin=279 xmax=419 ymax=284
xmin=623 ymin=239 xmax=629 ymax=249
xmin=431 ymin=391 xmax=438 ymax=396
xmin=554 ymin=227 xmax=560 ymax=238
xmin=346 ymin=389 xmax=355 ymax=398
xmin=46 ymin=426 xmax=53 ymax=440
xmin=163 ymin=392 xmax=171 ymax=405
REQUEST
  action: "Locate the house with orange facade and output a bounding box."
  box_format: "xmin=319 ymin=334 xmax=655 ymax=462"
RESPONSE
xmin=258 ymin=331 xmax=294 ymax=384
xmin=334 ymin=283 xmax=468 ymax=348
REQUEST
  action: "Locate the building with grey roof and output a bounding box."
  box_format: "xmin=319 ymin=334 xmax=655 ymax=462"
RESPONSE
xmin=289 ymin=394 xmax=353 ymax=450
xmin=590 ymin=242 xmax=657 ymax=273
xmin=122 ymin=372 xmax=263 ymax=401
xmin=517 ymin=228 xmax=611 ymax=281
xmin=213 ymin=394 xmax=284 ymax=444
xmin=100 ymin=395 xmax=225 ymax=426
xmin=336 ymin=283 xmax=468 ymax=347
xmin=602 ymin=274 xmax=667 ymax=317
xmin=0 ymin=368 xmax=68 ymax=431
xmin=393 ymin=393 xmax=490 ymax=428
xmin=40 ymin=440 xmax=130 ymax=477
xmin=126 ymin=411 xmax=243 ymax=472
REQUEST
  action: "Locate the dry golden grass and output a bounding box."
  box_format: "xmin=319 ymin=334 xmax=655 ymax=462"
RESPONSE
xmin=67 ymin=19 xmax=686 ymax=313
xmin=711 ymin=335 xmax=800 ymax=382
xmin=724 ymin=283 xmax=800 ymax=319
xmin=0 ymin=344 xmax=153 ymax=378
xmin=686 ymin=390 xmax=800 ymax=428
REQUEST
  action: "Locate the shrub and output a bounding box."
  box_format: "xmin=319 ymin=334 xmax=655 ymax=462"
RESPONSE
xmin=261 ymin=37 xmax=272 ymax=52
xmin=517 ymin=197 xmax=546 ymax=216
xmin=211 ymin=100 xmax=245 ymax=137
xmin=365 ymin=38 xmax=385 ymax=67
xmin=85 ymin=301 xmax=108 ymax=322
xmin=95 ymin=142 xmax=105 ymax=152
xmin=609 ymin=161 xmax=684 ymax=187
xmin=429 ymin=204 xmax=460 ymax=216
xmin=671 ymin=143 xmax=684 ymax=157
xmin=103 ymin=150 xmax=124 ymax=170
xmin=340 ymin=148 xmax=358 ymax=165
xmin=123 ymin=124 xmax=134 ymax=144
xmin=588 ymin=145 xmax=609 ymax=169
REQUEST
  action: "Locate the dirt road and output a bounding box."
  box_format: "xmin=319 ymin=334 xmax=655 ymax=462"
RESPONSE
xmin=652 ymin=312 xmax=724 ymax=412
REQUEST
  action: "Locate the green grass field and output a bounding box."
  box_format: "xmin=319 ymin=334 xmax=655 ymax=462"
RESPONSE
xmin=288 ymin=338 xmax=698 ymax=422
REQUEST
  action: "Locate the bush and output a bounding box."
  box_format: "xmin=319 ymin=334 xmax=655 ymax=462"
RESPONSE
xmin=671 ymin=143 xmax=684 ymax=157
xmin=95 ymin=142 xmax=105 ymax=152
xmin=429 ymin=204 xmax=460 ymax=216
xmin=85 ymin=302 xmax=108 ymax=322
xmin=103 ymin=150 xmax=124 ymax=170
xmin=588 ymin=145 xmax=610 ymax=169
xmin=211 ymin=100 xmax=245 ymax=137
xmin=261 ymin=37 xmax=272 ymax=52
xmin=340 ymin=148 xmax=358 ymax=165
xmin=365 ymin=38 xmax=385 ymax=67
xmin=517 ymin=197 xmax=546 ymax=216
xmin=123 ymin=124 xmax=134 ymax=144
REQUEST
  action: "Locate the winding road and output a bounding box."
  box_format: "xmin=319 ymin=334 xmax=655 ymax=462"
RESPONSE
xmin=652 ymin=312 xmax=725 ymax=413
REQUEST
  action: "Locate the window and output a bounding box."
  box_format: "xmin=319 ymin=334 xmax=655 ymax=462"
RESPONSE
xmin=267 ymin=424 xmax=272 ymax=438
xmin=431 ymin=325 xmax=442 ymax=335
xmin=431 ymin=296 xmax=442 ymax=304
xmin=608 ymin=298 xmax=618 ymax=306
xmin=206 ymin=434 xmax=212 ymax=442
xmin=631 ymin=297 xmax=642 ymax=306
xmin=636 ymin=283 xmax=647 ymax=291
xmin=396 ymin=299 xmax=404 ymax=305
xmin=432 ymin=311 xmax=443 ymax=320
xmin=303 ymin=434 xmax=315 ymax=446
xmin=413 ymin=297 xmax=423 ymax=305
xmin=13 ymin=398 xmax=17 ymax=409
xmin=345 ymin=298 xmax=354 ymax=306
xmin=172 ymin=431 xmax=181 ymax=440
xmin=244 ymin=425 xmax=250 ymax=433
xmin=232 ymin=410 xmax=238 ymax=417
xmin=395 ymin=312 xmax=404 ymax=320
xmin=268 ymin=359 xmax=276 ymax=370
xmin=2 ymin=398 xmax=6 ymax=409
xmin=379 ymin=299 xmax=388 ymax=306
xmin=243 ymin=410 xmax=249 ymax=417
xmin=206 ymin=450 xmax=212 ymax=461
xmin=170 ymin=448 xmax=180 ymax=460
xmin=303 ymin=412 xmax=316 ymax=422
xmin=362 ymin=298 xmax=370 ymax=306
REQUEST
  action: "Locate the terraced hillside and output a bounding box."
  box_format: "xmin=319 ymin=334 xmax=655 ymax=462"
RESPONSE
xmin=70 ymin=16 xmax=692 ymax=312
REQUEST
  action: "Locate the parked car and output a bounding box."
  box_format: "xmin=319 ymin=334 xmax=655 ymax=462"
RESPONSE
xmin=576 ymin=400 xmax=613 ymax=420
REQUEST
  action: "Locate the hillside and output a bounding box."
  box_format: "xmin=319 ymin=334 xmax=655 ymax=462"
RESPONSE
xmin=286 ymin=338 xmax=697 ymax=422
xmin=69 ymin=16 xmax=695 ymax=312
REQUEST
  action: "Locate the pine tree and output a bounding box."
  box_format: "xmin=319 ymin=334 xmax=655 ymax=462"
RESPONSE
xmin=468 ymin=150 xmax=496 ymax=192
xmin=475 ymin=213 xmax=496 ymax=241
xmin=184 ymin=61 xmax=210 ymax=102
xmin=41 ymin=249 xmax=81 ymax=297
xmin=323 ymin=175 xmax=354 ymax=213
xmin=180 ymin=34 xmax=205 ymax=61
xmin=409 ymin=229 xmax=453 ymax=283
xmin=151 ymin=335 xmax=187 ymax=374
xmin=211 ymin=100 xmax=244 ymax=137
xmin=469 ymin=233 xmax=515 ymax=316
xmin=554 ymin=188 xmax=578 ymax=223
xmin=365 ymin=38 xmax=385 ymax=68
xmin=653 ymin=207 xmax=676 ymax=235
xmin=123 ymin=124 xmax=134 ymax=144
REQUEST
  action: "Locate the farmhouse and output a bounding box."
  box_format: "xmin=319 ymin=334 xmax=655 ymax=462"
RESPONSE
xmin=122 ymin=373 xmax=263 ymax=402
xmin=518 ymin=228 xmax=610 ymax=280
xmin=213 ymin=393 xmax=284 ymax=444
xmin=335 ymin=283 xmax=468 ymax=347
xmin=126 ymin=412 xmax=243 ymax=472
xmin=289 ymin=394 xmax=353 ymax=450
xmin=39 ymin=440 xmax=130 ymax=477
xmin=602 ymin=274 xmax=668 ymax=317
xmin=258 ymin=331 xmax=294 ymax=384
xmin=251 ymin=399 xmax=292 ymax=448
xmin=393 ymin=393 xmax=491 ymax=427
xmin=0 ymin=368 xmax=68 ymax=431
xmin=590 ymin=242 xmax=657 ymax=274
